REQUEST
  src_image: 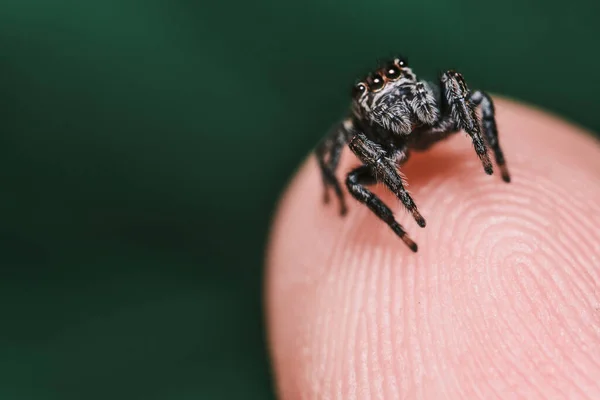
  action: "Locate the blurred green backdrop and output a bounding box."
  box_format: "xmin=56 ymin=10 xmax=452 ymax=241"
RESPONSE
xmin=0 ymin=0 xmax=598 ymax=399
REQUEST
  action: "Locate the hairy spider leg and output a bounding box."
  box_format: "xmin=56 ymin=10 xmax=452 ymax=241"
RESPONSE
xmin=348 ymin=133 xmax=426 ymax=228
xmin=315 ymin=119 xmax=353 ymax=215
xmin=346 ymin=165 xmax=418 ymax=252
xmin=470 ymin=90 xmax=511 ymax=182
xmin=440 ymin=71 xmax=493 ymax=175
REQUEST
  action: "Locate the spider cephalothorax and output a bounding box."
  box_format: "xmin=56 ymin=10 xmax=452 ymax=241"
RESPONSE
xmin=316 ymin=55 xmax=511 ymax=252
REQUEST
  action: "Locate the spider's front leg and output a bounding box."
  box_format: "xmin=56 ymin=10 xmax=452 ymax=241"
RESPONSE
xmin=346 ymin=165 xmax=418 ymax=252
xmin=315 ymin=118 xmax=353 ymax=215
xmin=470 ymin=90 xmax=511 ymax=182
xmin=348 ymin=133 xmax=426 ymax=228
xmin=440 ymin=70 xmax=493 ymax=175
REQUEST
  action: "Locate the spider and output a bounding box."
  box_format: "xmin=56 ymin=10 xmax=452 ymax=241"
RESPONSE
xmin=315 ymin=56 xmax=511 ymax=252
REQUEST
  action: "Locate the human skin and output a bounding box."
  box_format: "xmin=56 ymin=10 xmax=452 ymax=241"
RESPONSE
xmin=265 ymin=98 xmax=600 ymax=399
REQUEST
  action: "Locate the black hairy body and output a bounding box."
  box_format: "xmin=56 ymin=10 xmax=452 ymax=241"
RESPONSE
xmin=315 ymin=56 xmax=511 ymax=252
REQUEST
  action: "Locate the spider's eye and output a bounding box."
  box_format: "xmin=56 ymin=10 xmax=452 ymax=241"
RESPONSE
xmin=352 ymin=82 xmax=367 ymax=98
xmin=368 ymin=74 xmax=385 ymax=92
xmin=394 ymin=57 xmax=407 ymax=67
xmin=384 ymin=64 xmax=401 ymax=80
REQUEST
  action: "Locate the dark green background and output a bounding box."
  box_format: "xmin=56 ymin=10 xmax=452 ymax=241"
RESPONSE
xmin=0 ymin=0 xmax=598 ymax=399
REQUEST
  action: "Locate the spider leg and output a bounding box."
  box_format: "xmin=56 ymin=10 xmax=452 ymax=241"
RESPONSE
xmin=440 ymin=70 xmax=493 ymax=175
xmin=470 ymin=90 xmax=511 ymax=182
xmin=348 ymin=133 xmax=426 ymax=228
xmin=315 ymin=119 xmax=353 ymax=215
xmin=346 ymin=165 xmax=418 ymax=252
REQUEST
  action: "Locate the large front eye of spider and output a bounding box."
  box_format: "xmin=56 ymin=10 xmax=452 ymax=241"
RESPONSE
xmin=352 ymin=82 xmax=368 ymax=98
xmin=367 ymin=73 xmax=385 ymax=92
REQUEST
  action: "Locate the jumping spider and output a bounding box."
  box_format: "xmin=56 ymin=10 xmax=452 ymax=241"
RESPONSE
xmin=316 ymin=56 xmax=511 ymax=252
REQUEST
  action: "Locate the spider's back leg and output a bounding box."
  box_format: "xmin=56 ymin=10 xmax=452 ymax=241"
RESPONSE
xmin=315 ymin=118 xmax=354 ymax=215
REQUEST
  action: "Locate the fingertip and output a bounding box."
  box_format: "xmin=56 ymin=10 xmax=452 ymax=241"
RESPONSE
xmin=266 ymin=97 xmax=600 ymax=399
